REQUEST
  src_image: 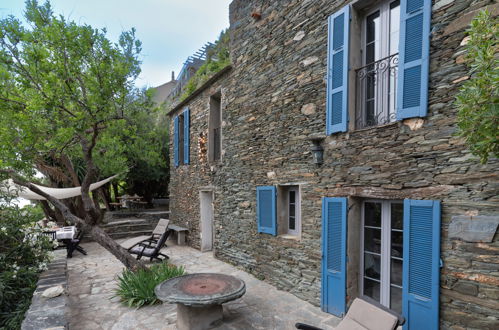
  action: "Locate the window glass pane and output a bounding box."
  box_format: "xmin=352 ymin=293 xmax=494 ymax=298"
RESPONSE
xmin=366 ymin=11 xmax=380 ymax=43
xmin=364 ymin=228 xmax=381 ymax=253
xmin=391 ymin=230 xmax=403 ymax=258
xmin=366 ymin=11 xmax=380 ymax=63
xmin=289 ymin=216 xmax=296 ymax=230
xmin=364 ymin=278 xmax=381 ymax=302
xmin=364 ymin=253 xmax=381 ymax=279
xmin=389 ymin=1 xmax=400 ymax=55
xmin=289 ymin=190 xmax=295 ymax=203
xmin=289 ymin=204 xmax=295 ymax=217
xmin=366 ymin=44 xmax=376 ymax=65
xmin=390 ymin=286 xmax=402 ymax=314
xmin=390 ymin=258 xmax=403 ymax=286
xmin=365 ymin=202 xmax=382 ymax=227
xmin=390 ymin=203 xmax=403 ymax=230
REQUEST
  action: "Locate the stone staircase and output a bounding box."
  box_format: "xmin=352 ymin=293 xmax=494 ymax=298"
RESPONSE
xmin=84 ymin=209 xmax=170 ymax=240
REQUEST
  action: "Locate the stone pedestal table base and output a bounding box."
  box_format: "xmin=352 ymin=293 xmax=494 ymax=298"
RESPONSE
xmin=176 ymin=304 xmax=223 ymax=330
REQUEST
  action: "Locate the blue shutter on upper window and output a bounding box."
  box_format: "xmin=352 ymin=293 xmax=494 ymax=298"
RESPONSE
xmin=173 ymin=116 xmax=179 ymax=167
xmin=397 ymin=0 xmax=431 ymax=120
xmin=402 ymin=199 xmax=441 ymax=330
xmin=326 ymin=5 xmax=350 ymax=135
xmin=321 ymin=197 xmax=347 ymax=317
xmin=183 ymin=107 xmax=190 ymax=165
xmin=256 ymin=186 xmax=277 ymax=235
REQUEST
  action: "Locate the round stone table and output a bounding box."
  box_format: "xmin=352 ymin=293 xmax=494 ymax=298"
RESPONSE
xmin=155 ymin=273 xmax=246 ymax=330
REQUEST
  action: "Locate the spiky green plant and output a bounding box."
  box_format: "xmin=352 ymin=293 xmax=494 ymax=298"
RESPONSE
xmin=114 ymin=263 xmax=185 ymax=308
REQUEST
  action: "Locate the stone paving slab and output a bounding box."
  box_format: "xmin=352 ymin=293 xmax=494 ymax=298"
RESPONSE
xmin=67 ymin=240 xmax=340 ymax=330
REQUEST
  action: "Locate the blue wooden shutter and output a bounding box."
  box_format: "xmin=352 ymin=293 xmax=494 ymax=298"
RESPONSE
xmin=256 ymin=186 xmax=277 ymax=235
xmin=397 ymin=0 xmax=431 ymax=119
xmin=173 ymin=116 xmax=179 ymax=167
xmin=321 ymin=197 xmax=347 ymax=317
xmin=326 ymin=5 xmax=350 ymax=135
xmin=183 ymin=108 xmax=190 ymax=165
xmin=402 ymin=199 xmax=441 ymax=329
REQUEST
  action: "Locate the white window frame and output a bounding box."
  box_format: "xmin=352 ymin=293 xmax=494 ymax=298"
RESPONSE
xmin=359 ymin=199 xmax=403 ymax=311
xmin=358 ymin=0 xmax=400 ymax=127
xmin=277 ymin=185 xmax=301 ymax=238
xmin=286 ymin=186 xmax=300 ymax=236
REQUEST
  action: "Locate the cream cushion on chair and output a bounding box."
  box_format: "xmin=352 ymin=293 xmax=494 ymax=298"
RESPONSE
xmin=153 ymin=219 xmax=169 ymax=236
xmin=120 ymin=235 xmax=150 ymax=250
xmin=336 ymin=298 xmax=399 ymax=330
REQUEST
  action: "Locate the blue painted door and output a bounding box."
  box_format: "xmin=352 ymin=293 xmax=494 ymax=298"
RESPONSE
xmin=402 ymin=199 xmax=441 ymax=329
xmin=321 ymin=197 xmax=347 ymax=317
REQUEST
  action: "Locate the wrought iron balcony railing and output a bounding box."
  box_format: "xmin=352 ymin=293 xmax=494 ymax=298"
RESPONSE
xmin=355 ymin=53 xmax=399 ymax=129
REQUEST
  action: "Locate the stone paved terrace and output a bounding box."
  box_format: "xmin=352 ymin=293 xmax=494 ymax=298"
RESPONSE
xmin=67 ymin=241 xmax=340 ymax=330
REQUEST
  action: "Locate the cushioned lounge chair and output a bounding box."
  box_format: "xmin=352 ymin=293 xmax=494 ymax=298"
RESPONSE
xmin=120 ymin=218 xmax=170 ymax=250
xmin=295 ymin=296 xmax=405 ymax=330
xmin=128 ymin=229 xmax=170 ymax=262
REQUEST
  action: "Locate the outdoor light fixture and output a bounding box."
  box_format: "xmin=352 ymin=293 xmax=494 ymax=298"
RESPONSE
xmin=308 ymin=137 xmax=325 ymax=166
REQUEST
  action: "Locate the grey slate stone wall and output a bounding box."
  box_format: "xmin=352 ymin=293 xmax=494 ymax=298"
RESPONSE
xmin=169 ymin=0 xmax=499 ymax=328
xmin=169 ymin=74 xmax=230 ymax=249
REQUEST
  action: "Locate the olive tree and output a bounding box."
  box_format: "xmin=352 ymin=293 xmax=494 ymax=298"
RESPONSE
xmin=0 ymin=0 xmax=155 ymax=270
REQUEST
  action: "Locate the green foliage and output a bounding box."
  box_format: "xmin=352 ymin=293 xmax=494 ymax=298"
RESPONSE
xmin=0 ymin=201 xmax=53 ymax=329
xmin=114 ymin=263 xmax=185 ymax=308
xmin=455 ymin=10 xmax=499 ymax=163
xmin=179 ymin=29 xmax=230 ymax=101
xmin=0 ymin=0 xmax=154 ymax=181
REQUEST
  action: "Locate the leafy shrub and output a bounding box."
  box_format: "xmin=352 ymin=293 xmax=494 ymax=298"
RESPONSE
xmin=0 ymin=204 xmax=53 ymax=329
xmin=455 ymin=10 xmax=499 ymax=163
xmin=115 ymin=263 xmax=185 ymax=308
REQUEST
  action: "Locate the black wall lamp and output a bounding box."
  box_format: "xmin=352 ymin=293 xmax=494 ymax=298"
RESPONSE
xmin=308 ymin=136 xmax=325 ymax=166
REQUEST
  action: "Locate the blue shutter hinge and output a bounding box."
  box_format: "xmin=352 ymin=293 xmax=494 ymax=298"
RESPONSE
xmin=439 ymin=258 xmax=443 ymax=268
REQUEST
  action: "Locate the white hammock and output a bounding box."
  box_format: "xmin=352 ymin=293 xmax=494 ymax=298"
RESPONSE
xmin=2 ymin=175 xmax=118 ymax=200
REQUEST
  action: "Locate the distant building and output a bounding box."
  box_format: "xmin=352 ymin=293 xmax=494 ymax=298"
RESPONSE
xmin=151 ymin=71 xmax=177 ymax=105
xmin=153 ymin=43 xmax=215 ymax=106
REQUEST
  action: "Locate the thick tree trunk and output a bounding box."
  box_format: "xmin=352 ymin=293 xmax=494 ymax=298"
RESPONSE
xmin=100 ymin=186 xmax=111 ymax=211
xmin=53 ymin=206 xmax=67 ymax=225
xmin=112 ymin=182 xmax=119 ymax=203
xmin=39 ymin=200 xmax=56 ymax=221
xmin=91 ymin=192 xmax=102 ymax=220
xmin=88 ymin=225 xmax=145 ymax=270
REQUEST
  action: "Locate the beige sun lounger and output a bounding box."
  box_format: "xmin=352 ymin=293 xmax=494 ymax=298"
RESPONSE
xmin=335 ymin=298 xmax=400 ymax=330
xmin=120 ymin=218 xmax=170 ymax=250
xmin=296 ymin=297 xmax=403 ymax=330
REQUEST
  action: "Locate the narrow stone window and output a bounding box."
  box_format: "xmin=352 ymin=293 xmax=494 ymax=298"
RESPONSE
xmin=361 ymin=199 xmax=403 ymax=314
xmin=355 ymin=0 xmax=400 ymax=129
xmin=277 ymin=185 xmax=301 ymax=238
xmin=209 ymin=92 xmax=221 ymax=163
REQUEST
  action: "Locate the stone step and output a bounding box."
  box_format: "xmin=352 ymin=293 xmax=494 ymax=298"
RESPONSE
xmin=83 ymin=216 xmax=160 ymax=241
xmin=84 ymin=229 xmax=153 ymax=241
xmin=106 ymin=230 xmax=153 ymax=240
xmin=105 ymin=210 xmax=170 ymax=221
xmin=101 ymin=218 xmax=149 ymax=227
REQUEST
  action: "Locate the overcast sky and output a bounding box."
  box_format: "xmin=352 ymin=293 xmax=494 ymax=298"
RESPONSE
xmin=0 ymin=0 xmax=231 ymax=88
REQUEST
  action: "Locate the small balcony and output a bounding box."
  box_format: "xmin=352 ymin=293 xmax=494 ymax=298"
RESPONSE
xmin=355 ymin=53 xmax=399 ymax=129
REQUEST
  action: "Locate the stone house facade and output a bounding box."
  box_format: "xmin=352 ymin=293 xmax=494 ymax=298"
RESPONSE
xmin=168 ymin=0 xmax=499 ymax=329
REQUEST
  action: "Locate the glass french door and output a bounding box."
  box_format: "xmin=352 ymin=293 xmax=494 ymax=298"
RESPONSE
xmin=361 ymin=200 xmax=404 ymax=313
